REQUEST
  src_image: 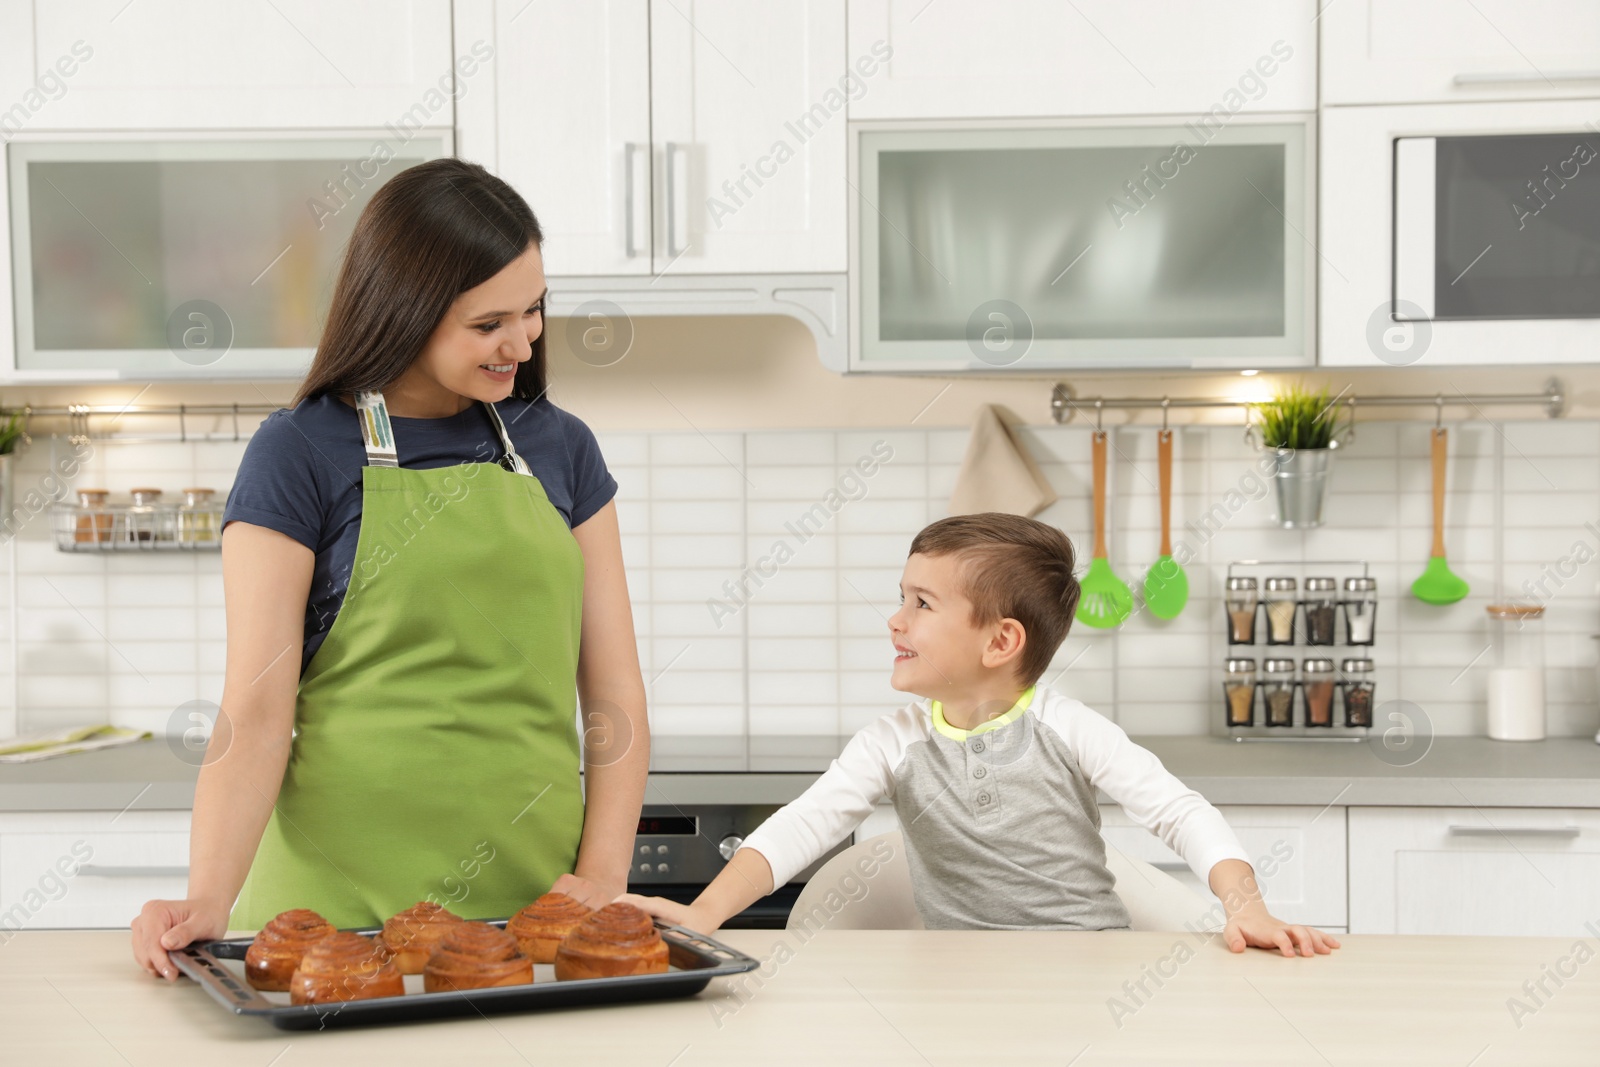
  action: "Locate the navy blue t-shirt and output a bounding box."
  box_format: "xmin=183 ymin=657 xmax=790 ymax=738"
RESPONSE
xmin=222 ymin=393 xmax=617 ymax=673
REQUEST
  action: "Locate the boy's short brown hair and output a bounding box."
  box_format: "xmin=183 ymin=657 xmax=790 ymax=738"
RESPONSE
xmin=908 ymin=513 xmax=1080 ymax=685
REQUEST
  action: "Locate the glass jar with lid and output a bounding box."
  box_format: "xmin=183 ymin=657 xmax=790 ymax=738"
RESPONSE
xmin=1225 ymin=577 xmax=1259 ymax=645
xmin=124 ymin=487 xmax=174 ymax=545
xmin=1223 ymin=658 xmax=1257 ymax=727
xmin=1341 ymin=658 xmax=1375 ymax=727
xmin=73 ymin=488 xmax=113 ymax=545
xmin=1485 ymin=603 xmax=1545 ymax=740
xmin=1264 ymin=577 xmax=1298 ymax=645
xmin=1261 ymin=658 xmax=1296 ymax=727
xmin=1301 ymin=657 xmax=1337 ymax=727
xmin=177 ymin=487 xmax=218 ymax=546
xmin=1342 ymin=576 xmax=1378 ymax=645
xmin=1302 ymin=578 xmax=1338 ymax=645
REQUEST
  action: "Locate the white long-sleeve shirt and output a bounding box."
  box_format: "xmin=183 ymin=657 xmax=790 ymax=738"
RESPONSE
xmin=741 ymin=684 xmax=1249 ymax=929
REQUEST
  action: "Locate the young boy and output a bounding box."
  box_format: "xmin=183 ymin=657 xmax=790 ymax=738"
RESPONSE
xmin=624 ymin=514 xmax=1339 ymax=958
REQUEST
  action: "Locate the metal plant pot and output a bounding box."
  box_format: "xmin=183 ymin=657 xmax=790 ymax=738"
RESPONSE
xmin=1272 ymin=446 xmax=1334 ymax=529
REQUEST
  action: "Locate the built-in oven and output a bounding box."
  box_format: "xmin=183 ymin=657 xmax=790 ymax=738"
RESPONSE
xmin=1321 ymin=97 xmax=1600 ymax=366
xmin=626 ymin=735 xmax=856 ymax=928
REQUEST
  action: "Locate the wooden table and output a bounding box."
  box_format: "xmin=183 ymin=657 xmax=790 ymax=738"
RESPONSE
xmin=2 ymin=928 xmax=1595 ymax=1064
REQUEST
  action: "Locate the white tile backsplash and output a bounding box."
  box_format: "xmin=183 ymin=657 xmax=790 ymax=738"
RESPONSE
xmin=4 ymin=419 xmax=1600 ymax=744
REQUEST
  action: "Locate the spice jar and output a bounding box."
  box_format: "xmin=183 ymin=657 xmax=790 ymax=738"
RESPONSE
xmin=178 ymin=487 xmax=217 ymax=546
xmin=1486 ymin=604 xmax=1545 ymax=741
xmin=1342 ymin=576 xmax=1378 ymax=645
xmin=73 ymin=488 xmax=113 ymax=544
xmin=1225 ymin=577 xmax=1259 ymax=645
xmin=1264 ymin=577 xmax=1298 ymax=645
xmin=1302 ymin=578 xmax=1338 ymax=645
xmin=123 ymin=489 xmax=168 ymax=547
xmin=1301 ymin=658 xmax=1337 ymax=727
xmin=1341 ymin=658 xmax=1375 ymax=727
xmin=1262 ymin=658 xmax=1297 ymax=727
xmin=1223 ymin=658 xmax=1257 ymax=727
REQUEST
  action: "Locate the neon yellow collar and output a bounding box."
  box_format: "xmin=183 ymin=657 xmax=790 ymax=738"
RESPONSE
xmin=931 ymin=685 xmax=1036 ymax=741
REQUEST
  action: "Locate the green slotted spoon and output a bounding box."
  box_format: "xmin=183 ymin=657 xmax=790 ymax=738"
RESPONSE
xmin=1412 ymin=426 xmax=1470 ymax=604
xmin=1143 ymin=429 xmax=1189 ymax=619
xmin=1077 ymin=430 xmax=1134 ymax=629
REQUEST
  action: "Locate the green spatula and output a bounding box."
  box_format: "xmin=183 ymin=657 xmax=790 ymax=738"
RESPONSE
xmin=1144 ymin=429 xmax=1189 ymax=619
xmin=1077 ymin=431 xmax=1134 ymax=629
xmin=1412 ymin=426 xmax=1470 ymax=605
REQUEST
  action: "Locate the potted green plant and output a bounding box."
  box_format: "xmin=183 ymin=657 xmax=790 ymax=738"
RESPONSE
xmin=0 ymin=409 xmax=30 ymax=530
xmin=1254 ymin=384 xmax=1350 ymax=528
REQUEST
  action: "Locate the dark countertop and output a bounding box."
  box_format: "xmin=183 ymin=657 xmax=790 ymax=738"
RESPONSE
xmin=3 ymin=734 xmax=1599 ymax=813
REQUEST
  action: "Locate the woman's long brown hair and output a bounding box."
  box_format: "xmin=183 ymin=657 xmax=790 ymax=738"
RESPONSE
xmin=293 ymin=158 xmax=546 ymax=407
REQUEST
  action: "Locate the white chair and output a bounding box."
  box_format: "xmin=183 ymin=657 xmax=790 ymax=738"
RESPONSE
xmin=786 ymin=831 xmax=1220 ymax=933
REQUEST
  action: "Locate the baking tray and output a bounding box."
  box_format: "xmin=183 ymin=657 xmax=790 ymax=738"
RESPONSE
xmin=169 ymin=918 xmax=761 ymax=1030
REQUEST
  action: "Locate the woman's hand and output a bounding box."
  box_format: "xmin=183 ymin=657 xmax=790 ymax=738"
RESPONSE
xmin=1223 ymin=905 xmax=1341 ymax=957
xmin=550 ymin=872 xmax=626 ymax=910
xmin=130 ymin=897 xmax=232 ymax=980
xmin=615 ymin=892 xmax=721 ymax=935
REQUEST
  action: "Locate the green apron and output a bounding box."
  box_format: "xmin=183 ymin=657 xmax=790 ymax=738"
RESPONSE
xmin=231 ymin=392 xmax=586 ymax=930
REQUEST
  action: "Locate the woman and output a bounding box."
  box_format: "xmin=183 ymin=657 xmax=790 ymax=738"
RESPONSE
xmin=130 ymin=158 xmax=648 ymax=979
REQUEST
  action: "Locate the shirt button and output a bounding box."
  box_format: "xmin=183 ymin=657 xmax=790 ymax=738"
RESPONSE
xmin=971 ymin=740 xmax=986 ymax=753
xmin=977 ymin=791 xmax=992 ymax=805
xmin=973 ymin=766 xmax=987 ymax=778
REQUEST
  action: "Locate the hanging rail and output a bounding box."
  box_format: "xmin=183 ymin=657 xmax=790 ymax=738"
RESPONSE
xmin=0 ymin=402 xmax=282 ymax=445
xmin=1050 ymin=377 xmax=1566 ymax=425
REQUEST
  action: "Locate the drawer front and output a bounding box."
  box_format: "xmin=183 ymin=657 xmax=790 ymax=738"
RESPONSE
xmin=1100 ymin=805 xmax=1347 ymax=928
xmin=1350 ymin=807 xmax=1600 ymax=936
xmin=1 ymin=831 xmax=188 ymax=931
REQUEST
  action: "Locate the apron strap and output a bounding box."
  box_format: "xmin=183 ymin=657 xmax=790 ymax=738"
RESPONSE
xmin=355 ymin=390 xmax=532 ymax=475
xmin=482 ymin=400 xmax=533 ymax=476
xmin=354 ymin=391 xmax=399 ymax=468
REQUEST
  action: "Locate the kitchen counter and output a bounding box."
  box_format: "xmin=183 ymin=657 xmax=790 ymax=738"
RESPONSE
xmin=2 ymin=927 xmax=1594 ymax=1064
xmin=5 ymin=735 xmax=1600 ymax=812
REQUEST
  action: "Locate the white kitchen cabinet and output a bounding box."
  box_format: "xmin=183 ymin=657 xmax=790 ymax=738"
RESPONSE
xmin=0 ymin=0 xmax=454 ymax=130
xmin=845 ymin=0 xmax=1316 ymax=120
xmin=650 ymin=0 xmax=847 ymax=273
xmin=470 ymin=0 xmax=846 ymax=277
xmin=480 ymin=0 xmax=652 ymax=276
xmin=1349 ymin=806 xmax=1600 ymax=937
xmin=0 ymin=812 xmax=190 ymax=931
xmin=1100 ymin=805 xmax=1347 ymax=929
xmin=1321 ymin=0 xmax=1600 ymax=105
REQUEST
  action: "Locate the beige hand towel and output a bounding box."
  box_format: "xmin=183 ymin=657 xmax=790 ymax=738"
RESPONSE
xmin=948 ymin=405 xmax=1057 ymax=517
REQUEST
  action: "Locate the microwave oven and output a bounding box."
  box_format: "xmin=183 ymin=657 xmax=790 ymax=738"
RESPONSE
xmin=1322 ymin=99 xmax=1600 ymax=366
xmin=848 ymin=115 xmax=1316 ymax=372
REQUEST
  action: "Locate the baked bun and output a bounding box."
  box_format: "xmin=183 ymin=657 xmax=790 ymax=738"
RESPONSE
xmin=422 ymin=922 xmax=534 ymax=993
xmin=507 ymin=892 xmax=593 ymax=964
xmin=288 ymin=931 xmax=404 ymax=1004
xmin=553 ymin=902 xmax=670 ymax=981
xmin=379 ymin=901 xmax=464 ymax=974
xmin=244 ymin=908 xmax=335 ymax=991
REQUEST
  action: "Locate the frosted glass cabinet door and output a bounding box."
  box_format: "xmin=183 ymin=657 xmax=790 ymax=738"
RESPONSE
xmin=8 ymin=136 xmax=446 ymax=378
xmin=852 ymin=120 xmax=1313 ymax=371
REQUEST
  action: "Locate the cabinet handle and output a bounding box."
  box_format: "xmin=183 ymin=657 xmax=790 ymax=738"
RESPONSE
xmin=624 ymin=142 xmax=640 ymax=259
xmin=78 ymin=864 xmax=189 ymax=878
xmin=664 ymin=141 xmax=682 ymax=259
xmin=1446 ymin=825 xmax=1580 ymax=839
xmin=1453 ymin=70 xmax=1600 ymax=86
xmin=1150 ymin=861 xmax=1190 ymax=872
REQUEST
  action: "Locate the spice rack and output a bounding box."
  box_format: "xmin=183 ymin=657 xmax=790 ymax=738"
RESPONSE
xmin=51 ymin=495 xmax=223 ymax=552
xmin=1219 ymin=560 xmax=1379 ymax=742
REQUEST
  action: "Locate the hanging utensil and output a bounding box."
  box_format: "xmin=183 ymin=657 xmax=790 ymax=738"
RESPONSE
xmin=1412 ymin=425 xmax=1470 ymax=605
xmin=1077 ymin=429 xmax=1133 ymax=629
xmin=1143 ymin=427 xmax=1189 ymax=619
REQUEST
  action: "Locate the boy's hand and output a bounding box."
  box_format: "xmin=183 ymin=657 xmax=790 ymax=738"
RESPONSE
xmin=1223 ymin=905 xmax=1340 ymax=957
xmin=615 ymin=892 xmax=723 ymax=935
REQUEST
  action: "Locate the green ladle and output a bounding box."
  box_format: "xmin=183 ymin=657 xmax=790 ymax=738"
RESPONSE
xmin=1077 ymin=430 xmax=1134 ymax=629
xmin=1144 ymin=429 xmax=1189 ymax=618
xmin=1412 ymin=426 xmax=1470 ymax=605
